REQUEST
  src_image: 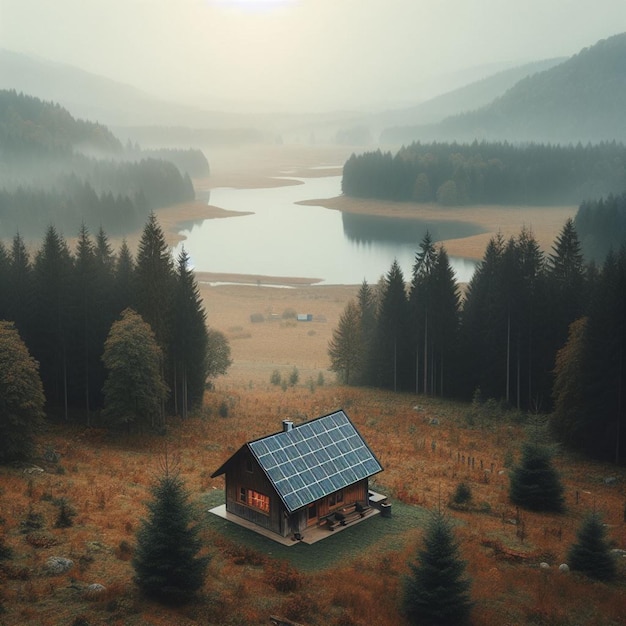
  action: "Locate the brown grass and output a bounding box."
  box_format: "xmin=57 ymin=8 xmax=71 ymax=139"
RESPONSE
xmin=2 ymin=146 xmax=623 ymax=625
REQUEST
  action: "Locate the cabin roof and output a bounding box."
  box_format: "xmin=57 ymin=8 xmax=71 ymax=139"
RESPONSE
xmin=212 ymin=409 xmax=383 ymax=513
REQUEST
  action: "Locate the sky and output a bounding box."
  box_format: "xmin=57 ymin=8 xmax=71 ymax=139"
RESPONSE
xmin=1 ymin=0 xmax=625 ymax=112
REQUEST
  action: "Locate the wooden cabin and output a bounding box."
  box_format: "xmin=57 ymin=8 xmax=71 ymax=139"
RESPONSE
xmin=211 ymin=409 xmax=383 ymax=538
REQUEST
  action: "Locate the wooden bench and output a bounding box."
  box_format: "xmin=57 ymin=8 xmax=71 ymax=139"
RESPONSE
xmin=320 ymin=501 xmax=371 ymax=530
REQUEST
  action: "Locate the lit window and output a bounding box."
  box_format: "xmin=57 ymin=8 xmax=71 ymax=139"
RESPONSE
xmin=247 ymin=489 xmax=270 ymax=514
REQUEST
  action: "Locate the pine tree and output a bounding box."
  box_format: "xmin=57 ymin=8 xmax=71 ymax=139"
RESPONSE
xmin=402 ymin=511 xmax=472 ymax=626
xmin=171 ymin=248 xmax=210 ymax=416
xmin=568 ymin=512 xmax=616 ymax=582
xmin=509 ymin=440 xmax=565 ymax=512
xmin=133 ymin=471 xmax=209 ymax=604
xmin=370 ymin=260 xmax=410 ymax=390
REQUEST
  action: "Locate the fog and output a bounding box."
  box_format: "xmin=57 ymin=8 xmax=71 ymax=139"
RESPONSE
xmin=1 ymin=0 xmax=625 ymax=113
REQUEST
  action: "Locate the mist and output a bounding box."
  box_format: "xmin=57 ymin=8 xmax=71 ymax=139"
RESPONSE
xmin=1 ymin=0 xmax=625 ymax=114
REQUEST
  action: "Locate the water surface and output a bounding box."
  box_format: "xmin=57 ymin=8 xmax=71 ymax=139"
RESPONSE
xmin=175 ymin=176 xmax=481 ymax=284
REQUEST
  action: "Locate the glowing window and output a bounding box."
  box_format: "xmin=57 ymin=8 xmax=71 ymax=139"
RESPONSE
xmin=247 ymin=489 xmax=270 ymax=514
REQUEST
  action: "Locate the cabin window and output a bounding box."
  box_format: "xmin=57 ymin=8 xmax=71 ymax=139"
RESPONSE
xmin=329 ymin=493 xmax=336 ymax=507
xmin=247 ymin=490 xmax=270 ymax=514
xmin=337 ymin=489 xmax=344 ymax=503
xmin=239 ymin=487 xmax=247 ymax=503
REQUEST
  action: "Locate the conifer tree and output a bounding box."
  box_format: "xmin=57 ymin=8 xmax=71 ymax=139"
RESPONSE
xmin=568 ymin=512 xmax=616 ymax=582
xmin=133 ymin=469 xmax=209 ymax=604
xmin=509 ymin=440 xmax=565 ymax=512
xmin=402 ymin=510 xmax=472 ymax=626
xmin=171 ymin=248 xmax=209 ymax=416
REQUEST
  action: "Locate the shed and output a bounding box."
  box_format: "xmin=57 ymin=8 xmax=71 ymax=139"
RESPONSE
xmin=211 ymin=409 xmax=383 ymax=539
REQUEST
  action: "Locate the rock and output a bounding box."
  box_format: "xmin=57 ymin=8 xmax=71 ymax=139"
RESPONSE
xmin=46 ymin=556 xmax=74 ymax=574
xmin=23 ymin=465 xmax=44 ymax=475
xmin=558 ymin=563 xmax=570 ymax=573
xmin=539 ymin=562 xmax=550 ymax=571
xmin=84 ymin=583 xmax=106 ymax=600
xmin=603 ymin=476 xmax=618 ymax=485
xmin=429 ymin=417 xmax=440 ymax=425
xmin=610 ymin=548 xmax=626 ymax=558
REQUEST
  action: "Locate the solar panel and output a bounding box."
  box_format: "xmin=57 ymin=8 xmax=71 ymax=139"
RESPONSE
xmin=248 ymin=410 xmax=383 ymax=513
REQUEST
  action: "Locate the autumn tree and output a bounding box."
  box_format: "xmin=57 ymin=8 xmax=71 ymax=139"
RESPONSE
xmin=328 ymin=300 xmax=363 ymax=385
xmin=102 ymin=308 xmax=168 ymax=432
xmin=0 ymin=321 xmax=45 ymax=463
xmin=402 ymin=511 xmax=472 ymax=626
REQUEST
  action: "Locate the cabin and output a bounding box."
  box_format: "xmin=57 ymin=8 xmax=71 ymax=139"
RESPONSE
xmin=211 ymin=409 xmax=384 ymax=540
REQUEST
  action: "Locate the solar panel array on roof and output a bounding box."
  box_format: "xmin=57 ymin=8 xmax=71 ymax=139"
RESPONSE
xmin=248 ymin=410 xmax=382 ymax=512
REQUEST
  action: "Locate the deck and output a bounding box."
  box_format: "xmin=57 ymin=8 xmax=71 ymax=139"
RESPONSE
xmin=209 ymin=491 xmax=388 ymax=546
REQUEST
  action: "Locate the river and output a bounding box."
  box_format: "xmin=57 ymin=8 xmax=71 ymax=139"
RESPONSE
xmin=174 ymin=174 xmax=481 ymax=285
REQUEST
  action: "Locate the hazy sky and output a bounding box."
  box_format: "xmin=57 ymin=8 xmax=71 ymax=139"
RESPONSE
xmin=1 ymin=0 xmax=625 ymax=112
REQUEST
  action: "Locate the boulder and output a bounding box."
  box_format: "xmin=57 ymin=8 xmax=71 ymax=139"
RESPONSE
xmin=46 ymin=556 xmax=73 ymax=574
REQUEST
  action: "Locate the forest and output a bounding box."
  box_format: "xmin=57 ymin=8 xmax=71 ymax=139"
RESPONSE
xmin=328 ymin=221 xmax=626 ymax=463
xmin=342 ymin=141 xmax=626 ymax=207
xmin=0 ymin=90 xmax=208 ymax=237
xmin=0 ymin=215 xmax=231 ymax=447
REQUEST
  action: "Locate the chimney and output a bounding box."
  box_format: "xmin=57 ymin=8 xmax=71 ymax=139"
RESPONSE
xmin=282 ymin=420 xmax=294 ymax=432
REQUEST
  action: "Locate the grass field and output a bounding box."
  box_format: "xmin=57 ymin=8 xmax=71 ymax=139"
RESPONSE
xmin=1 ymin=145 xmax=624 ymax=625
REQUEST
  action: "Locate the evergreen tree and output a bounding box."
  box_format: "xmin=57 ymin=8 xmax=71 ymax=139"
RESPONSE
xmin=568 ymin=512 xmax=616 ymax=582
xmin=0 ymin=321 xmax=45 ymax=463
xmin=133 ymin=470 xmax=209 ymax=604
xmin=356 ymin=279 xmax=377 ymax=386
xmin=509 ymin=440 xmax=565 ymax=512
xmin=7 ymin=233 xmax=34 ymax=347
xmin=171 ymin=248 xmax=209 ymax=416
xmin=0 ymin=241 xmax=9 ymax=321
xmin=402 ymin=510 xmax=472 ymax=626
xmin=113 ymin=239 xmax=135 ymax=315
xmin=32 ymin=226 xmax=73 ymax=417
xmin=328 ymin=300 xmax=363 ymax=385
xmin=102 ymin=308 xmax=168 ymax=432
xmin=371 ymin=260 xmax=409 ymax=390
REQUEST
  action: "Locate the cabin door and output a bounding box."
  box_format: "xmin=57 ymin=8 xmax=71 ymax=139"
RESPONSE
xmin=307 ymin=502 xmax=318 ymax=526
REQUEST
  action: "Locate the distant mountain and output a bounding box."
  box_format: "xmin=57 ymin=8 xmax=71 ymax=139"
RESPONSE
xmin=0 ymin=49 xmax=272 ymax=135
xmin=374 ymin=58 xmax=564 ymax=132
xmin=381 ymin=33 xmax=626 ymax=145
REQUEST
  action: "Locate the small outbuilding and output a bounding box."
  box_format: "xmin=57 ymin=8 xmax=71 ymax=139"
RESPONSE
xmin=211 ymin=409 xmax=384 ymax=540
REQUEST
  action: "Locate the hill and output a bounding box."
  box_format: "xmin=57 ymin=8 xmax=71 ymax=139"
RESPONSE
xmin=381 ymin=33 xmax=626 ymax=145
xmin=375 ymin=58 xmax=564 ymax=134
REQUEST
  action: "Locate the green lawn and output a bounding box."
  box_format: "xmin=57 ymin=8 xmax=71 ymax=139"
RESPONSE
xmin=200 ymin=490 xmax=431 ymax=572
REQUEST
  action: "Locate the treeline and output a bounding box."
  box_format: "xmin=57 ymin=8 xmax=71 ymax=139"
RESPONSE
xmin=342 ymin=141 xmax=626 ymax=206
xmin=0 ymin=215 xmax=231 ymax=428
xmin=125 ymin=146 xmax=210 ymax=178
xmin=0 ymin=90 xmax=204 ymax=238
xmin=0 ymin=89 xmax=123 ymax=156
xmin=329 ymin=220 xmax=626 ymax=463
xmin=0 ymin=158 xmax=194 ymax=237
xmin=575 ymin=192 xmax=626 ymax=262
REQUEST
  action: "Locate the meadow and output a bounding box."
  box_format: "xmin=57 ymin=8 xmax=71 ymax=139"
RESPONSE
xmin=1 ymin=145 xmax=623 ymax=625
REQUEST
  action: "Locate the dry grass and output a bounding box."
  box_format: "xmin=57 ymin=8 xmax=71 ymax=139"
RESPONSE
xmin=2 ymin=145 xmax=623 ymax=624
xmin=1 ymin=385 xmax=626 ymax=626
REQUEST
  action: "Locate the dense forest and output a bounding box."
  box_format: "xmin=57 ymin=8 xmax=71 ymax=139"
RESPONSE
xmin=574 ymin=192 xmax=626 ymax=262
xmin=0 ymin=90 xmax=208 ymax=237
xmin=0 ymin=215 xmax=230 ymax=431
xmin=342 ymin=141 xmax=626 ymax=207
xmin=329 ymin=221 xmax=626 ymax=463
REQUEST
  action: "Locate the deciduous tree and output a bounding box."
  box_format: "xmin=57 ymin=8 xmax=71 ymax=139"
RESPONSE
xmin=0 ymin=321 xmax=45 ymax=463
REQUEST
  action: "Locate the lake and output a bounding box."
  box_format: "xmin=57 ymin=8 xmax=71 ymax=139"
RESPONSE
xmin=174 ymin=174 xmax=482 ymax=285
